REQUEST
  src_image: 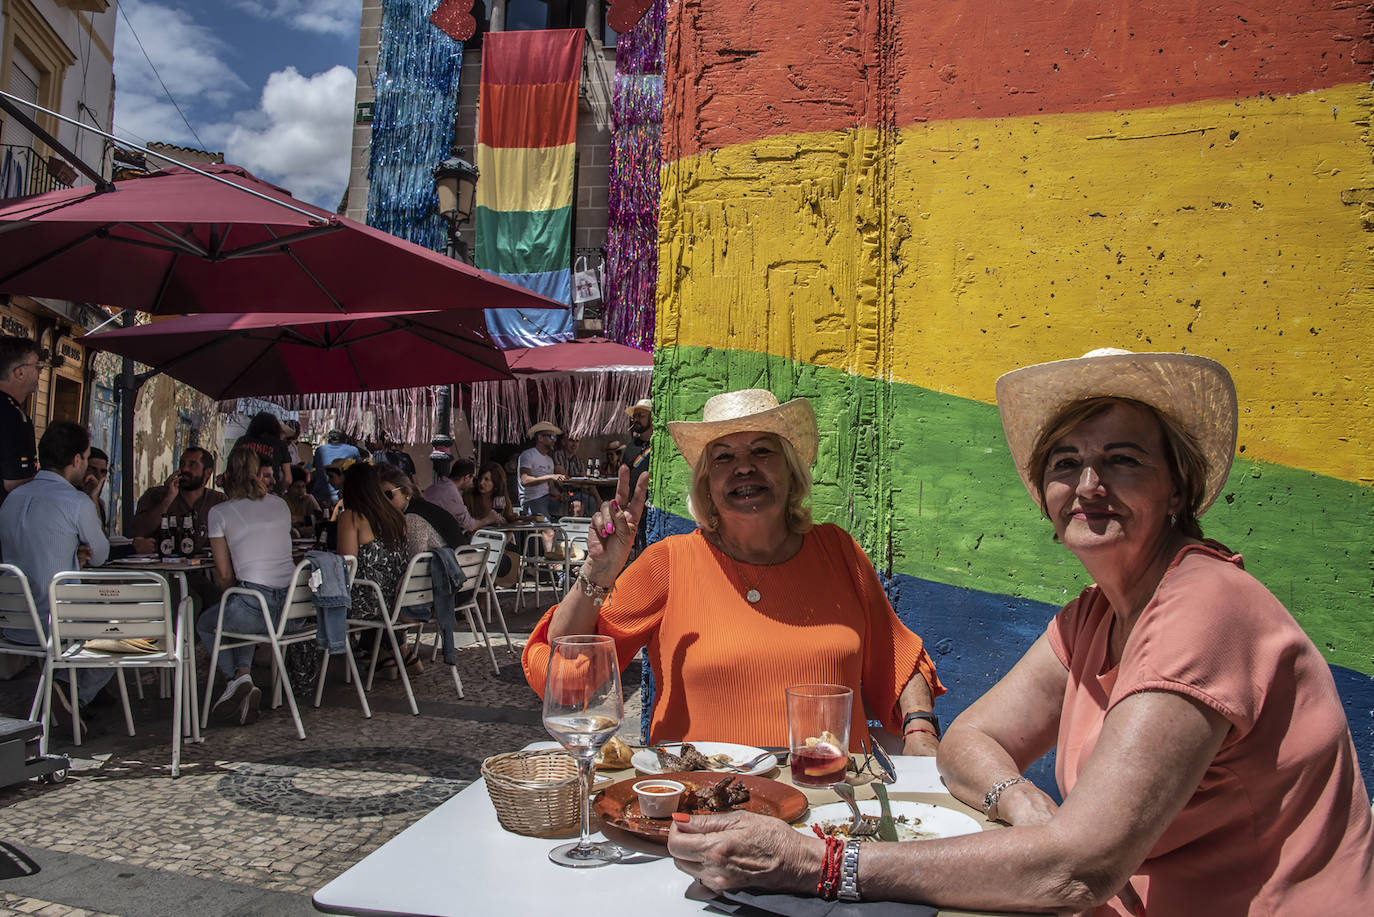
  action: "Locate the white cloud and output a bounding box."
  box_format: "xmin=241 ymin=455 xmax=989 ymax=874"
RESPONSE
xmin=217 ymin=65 xmax=357 ymax=208
xmin=231 ymin=0 xmax=363 ymax=38
xmin=112 ymin=0 xmax=247 ymax=147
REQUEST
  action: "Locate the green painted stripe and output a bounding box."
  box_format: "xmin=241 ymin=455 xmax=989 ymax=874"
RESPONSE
xmin=651 ymin=344 xmax=1374 ymax=677
xmin=473 ymin=205 xmax=572 ymax=275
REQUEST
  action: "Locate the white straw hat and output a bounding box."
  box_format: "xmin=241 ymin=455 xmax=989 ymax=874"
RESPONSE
xmin=624 ymin=398 xmax=652 ymax=418
xmin=995 ymin=348 xmax=1237 ymax=515
xmin=668 ymin=389 xmax=818 ymax=469
xmin=527 ymin=421 xmax=562 ymax=438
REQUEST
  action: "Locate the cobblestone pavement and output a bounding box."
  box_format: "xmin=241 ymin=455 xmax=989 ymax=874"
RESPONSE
xmin=0 ymin=599 xmax=643 ymax=917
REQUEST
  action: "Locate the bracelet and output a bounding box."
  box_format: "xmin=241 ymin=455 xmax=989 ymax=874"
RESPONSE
xmin=816 ymin=836 xmax=843 ymax=900
xmin=902 ymin=725 xmax=938 ymax=739
xmin=983 ymin=776 xmax=1030 ymax=818
xmin=837 ymin=840 xmax=862 ymax=902
xmin=575 ymin=571 xmax=614 ymax=603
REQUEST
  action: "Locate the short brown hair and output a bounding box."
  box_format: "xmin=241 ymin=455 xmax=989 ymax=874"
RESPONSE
xmin=0 ymin=336 xmax=41 ymax=379
xmin=1028 ymin=396 xmax=1208 ymax=539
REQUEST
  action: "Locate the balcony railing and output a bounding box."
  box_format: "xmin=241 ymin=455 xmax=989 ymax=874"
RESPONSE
xmin=0 ymin=143 xmax=75 ymax=199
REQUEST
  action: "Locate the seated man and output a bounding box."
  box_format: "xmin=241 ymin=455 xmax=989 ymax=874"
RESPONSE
xmin=422 ymin=458 xmax=502 ymax=536
xmin=311 ymin=430 xmax=362 ymax=509
xmin=131 ymin=446 xmax=226 ymax=540
xmin=81 ymin=446 xmax=110 ymax=532
xmin=0 ymin=421 xmax=113 ymax=710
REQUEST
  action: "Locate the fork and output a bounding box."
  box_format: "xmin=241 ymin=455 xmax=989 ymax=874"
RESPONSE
xmin=721 ymin=750 xmax=777 ymax=772
xmin=833 ymin=781 xmax=879 ymax=837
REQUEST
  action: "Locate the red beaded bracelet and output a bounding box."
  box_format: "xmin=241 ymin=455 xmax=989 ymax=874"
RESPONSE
xmin=816 ymin=835 xmax=844 ymax=900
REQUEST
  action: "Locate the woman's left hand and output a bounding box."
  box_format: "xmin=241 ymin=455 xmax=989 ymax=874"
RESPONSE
xmin=901 ymin=730 xmax=940 ymax=757
xmin=668 ymin=811 xmax=819 ymax=894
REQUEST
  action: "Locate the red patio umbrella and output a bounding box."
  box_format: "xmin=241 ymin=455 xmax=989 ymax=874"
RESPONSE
xmin=502 ymin=336 xmax=654 ymax=373
xmin=0 ymin=163 xmax=563 ymax=316
xmin=81 ymin=310 xmax=513 ymax=400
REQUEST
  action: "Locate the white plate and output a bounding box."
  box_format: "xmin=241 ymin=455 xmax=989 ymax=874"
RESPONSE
xmin=796 ymin=800 xmax=982 ymax=841
xmin=632 ymin=741 xmax=777 ymax=776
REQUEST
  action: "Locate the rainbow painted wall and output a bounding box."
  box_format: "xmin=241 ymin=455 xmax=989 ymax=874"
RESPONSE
xmin=644 ymin=0 xmax=1374 ymax=786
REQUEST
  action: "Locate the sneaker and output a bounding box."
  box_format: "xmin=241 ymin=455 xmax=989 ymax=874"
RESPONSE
xmin=212 ymin=674 xmax=253 ymax=724
xmin=239 ymin=682 xmax=262 ymax=726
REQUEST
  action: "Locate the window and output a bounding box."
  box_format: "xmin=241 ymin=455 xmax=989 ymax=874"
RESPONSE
xmin=505 ymin=0 xmax=577 ymax=31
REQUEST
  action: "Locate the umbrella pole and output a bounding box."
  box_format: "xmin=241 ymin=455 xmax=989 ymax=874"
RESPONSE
xmin=118 ymin=312 xmax=137 ymax=535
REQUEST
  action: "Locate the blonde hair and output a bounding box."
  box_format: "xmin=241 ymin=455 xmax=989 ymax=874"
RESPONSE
xmin=688 ymin=433 xmax=813 ymax=534
xmin=223 ymin=446 xmax=267 ymax=501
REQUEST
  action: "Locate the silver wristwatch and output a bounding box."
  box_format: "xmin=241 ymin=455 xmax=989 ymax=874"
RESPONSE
xmin=837 ymin=840 xmax=861 ymax=902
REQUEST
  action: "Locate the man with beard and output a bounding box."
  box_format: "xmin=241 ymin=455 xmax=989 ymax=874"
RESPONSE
xmin=620 ymin=399 xmax=653 ymax=553
xmin=131 ymin=447 xmax=226 ymax=540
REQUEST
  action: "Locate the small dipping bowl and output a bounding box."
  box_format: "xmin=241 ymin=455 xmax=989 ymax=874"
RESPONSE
xmin=632 ymin=779 xmax=686 ymax=819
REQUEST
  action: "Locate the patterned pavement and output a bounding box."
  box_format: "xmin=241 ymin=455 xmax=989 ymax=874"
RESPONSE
xmin=0 ymin=600 xmax=643 ymax=916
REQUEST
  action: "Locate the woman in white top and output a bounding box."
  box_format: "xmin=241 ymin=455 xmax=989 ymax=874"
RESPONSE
xmin=196 ymin=446 xmax=295 ymax=726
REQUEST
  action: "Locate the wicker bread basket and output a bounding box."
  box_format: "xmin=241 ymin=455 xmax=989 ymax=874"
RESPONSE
xmin=482 ymin=750 xmax=582 ymax=836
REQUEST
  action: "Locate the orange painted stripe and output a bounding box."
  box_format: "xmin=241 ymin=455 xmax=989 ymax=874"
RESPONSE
xmin=478 ymin=82 xmax=578 ymax=149
xmin=665 ymin=0 xmax=1372 ymax=161
xmin=479 ymin=28 xmax=582 ymax=86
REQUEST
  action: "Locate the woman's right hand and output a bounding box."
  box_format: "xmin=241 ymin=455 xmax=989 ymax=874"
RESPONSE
xmin=581 ymin=464 xmax=648 ymax=586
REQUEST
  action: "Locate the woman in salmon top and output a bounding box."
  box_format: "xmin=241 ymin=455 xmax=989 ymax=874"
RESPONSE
xmin=668 ymin=351 xmax=1373 ymax=916
xmin=521 ymin=389 xmax=944 ymax=755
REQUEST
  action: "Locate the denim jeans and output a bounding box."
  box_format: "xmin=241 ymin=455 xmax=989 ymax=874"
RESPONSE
xmin=0 ymin=625 xmax=115 ymax=702
xmin=196 ymin=582 xmax=290 ymax=680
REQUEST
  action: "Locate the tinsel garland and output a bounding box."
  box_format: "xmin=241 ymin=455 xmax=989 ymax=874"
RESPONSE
xmin=467 ymin=371 xmax=651 ymax=443
xmin=603 ymin=0 xmax=666 ymax=351
xmin=367 ymin=0 xmax=463 ymax=250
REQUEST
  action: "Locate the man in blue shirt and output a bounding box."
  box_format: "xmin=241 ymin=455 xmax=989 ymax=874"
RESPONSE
xmin=311 ymin=429 xmax=362 ymax=508
xmin=0 ymin=421 xmax=113 ymax=709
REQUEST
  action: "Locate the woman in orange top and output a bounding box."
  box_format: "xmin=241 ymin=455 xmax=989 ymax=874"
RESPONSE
xmin=522 ymin=389 xmax=943 ymax=754
xmin=669 ymin=351 xmax=1373 ymax=916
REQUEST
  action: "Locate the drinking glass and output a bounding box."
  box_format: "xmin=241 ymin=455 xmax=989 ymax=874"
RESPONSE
xmin=543 ymin=634 xmax=624 ymax=867
xmin=786 ymin=684 xmax=853 ymax=788
xmin=495 ymin=496 xmax=506 ymax=511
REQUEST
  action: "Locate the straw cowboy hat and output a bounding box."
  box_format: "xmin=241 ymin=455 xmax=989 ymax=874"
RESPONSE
xmin=624 ymin=398 xmax=652 ymax=418
xmin=325 ymin=456 xmax=356 ymax=472
xmin=527 ymin=421 xmax=562 ymax=438
xmin=605 ymin=440 xmax=625 ymax=453
xmin=668 ymin=389 xmax=818 ymax=469
xmin=995 ymin=348 xmax=1237 ymax=515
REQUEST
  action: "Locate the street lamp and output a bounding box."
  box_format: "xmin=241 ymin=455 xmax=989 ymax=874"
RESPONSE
xmin=434 ymin=145 xmax=480 ymax=264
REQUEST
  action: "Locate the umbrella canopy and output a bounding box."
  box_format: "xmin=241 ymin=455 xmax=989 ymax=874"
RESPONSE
xmin=503 ymin=336 xmax=653 ymax=374
xmin=82 ymin=310 xmax=513 ymax=400
xmin=0 ymin=163 xmax=564 ymax=316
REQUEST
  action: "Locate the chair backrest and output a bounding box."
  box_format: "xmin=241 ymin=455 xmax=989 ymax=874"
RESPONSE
xmin=395 ymin=552 xmax=435 ymax=612
xmin=470 ymin=528 xmax=507 ymax=576
xmin=281 ymin=554 xmax=358 ymax=631
xmin=452 ymin=546 xmax=489 ymax=604
xmin=48 ymin=571 xmax=174 ymax=646
xmin=558 ymin=517 xmax=591 ymax=553
xmin=0 ymin=563 xmax=42 ymax=636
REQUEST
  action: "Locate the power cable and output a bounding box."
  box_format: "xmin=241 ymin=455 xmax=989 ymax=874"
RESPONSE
xmin=114 ymin=0 xmax=205 ymax=149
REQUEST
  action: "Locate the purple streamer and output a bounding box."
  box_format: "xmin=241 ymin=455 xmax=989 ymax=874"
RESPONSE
xmin=603 ymin=0 xmax=666 ymax=352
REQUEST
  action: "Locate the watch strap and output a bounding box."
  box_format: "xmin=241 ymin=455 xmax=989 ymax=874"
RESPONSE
xmin=902 ymin=710 xmax=940 ymax=737
xmin=837 ymin=840 xmax=861 ymax=902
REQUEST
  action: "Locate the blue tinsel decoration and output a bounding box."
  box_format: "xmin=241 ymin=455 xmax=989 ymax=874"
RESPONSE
xmin=367 ymin=0 xmax=463 ymax=250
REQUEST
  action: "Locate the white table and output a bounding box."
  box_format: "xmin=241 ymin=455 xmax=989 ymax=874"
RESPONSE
xmin=312 ymin=754 xmax=1012 ymax=917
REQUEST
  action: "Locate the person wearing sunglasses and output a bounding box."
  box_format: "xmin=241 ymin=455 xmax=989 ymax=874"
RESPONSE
xmin=0 ymin=336 xmax=42 ymax=510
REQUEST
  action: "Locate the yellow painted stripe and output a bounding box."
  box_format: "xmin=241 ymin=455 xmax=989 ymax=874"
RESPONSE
xmin=658 ymin=83 xmax=1374 ymax=484
xmin=475 ymin=142 xmax=576 ymax=213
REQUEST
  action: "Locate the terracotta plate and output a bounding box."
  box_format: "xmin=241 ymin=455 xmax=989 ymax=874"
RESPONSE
xmin=593 ymin=771 xmax=808 ymax=843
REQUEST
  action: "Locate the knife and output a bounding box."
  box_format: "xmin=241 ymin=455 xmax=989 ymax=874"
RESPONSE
xmin=869 ymin=739 xmax=898 ymax=785
xmin=873 ymin=782 xmax=899 ymax=842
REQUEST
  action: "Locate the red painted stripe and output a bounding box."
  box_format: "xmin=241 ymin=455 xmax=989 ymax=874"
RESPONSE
xmin=478 ymin=82 xmax=578 ymax=148
xmin=665 ymin=0 xmax=1372 ymax=161
xmin=479 ymin=28 xmax=583 ymax=86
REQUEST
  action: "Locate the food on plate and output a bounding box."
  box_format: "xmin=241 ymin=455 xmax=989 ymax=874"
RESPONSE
xmin=596 ymin=735 xmax=634 ymax=770
xmin=678 ymin=775 xmax=751 ymax=814
xmin=653 ymin=742 xmax=714 ymax=772
xmin=801 ymin=812 xmax=935 ymax=842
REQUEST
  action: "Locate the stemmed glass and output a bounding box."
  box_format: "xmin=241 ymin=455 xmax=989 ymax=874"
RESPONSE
xmin=543 ymin=634 xmax=624 ymax=867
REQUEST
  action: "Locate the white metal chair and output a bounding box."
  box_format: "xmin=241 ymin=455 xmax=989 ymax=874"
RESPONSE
xmin=557 ymin=516 xmax=592 ymax=579
xmin=348 ymin=554 xmax=431 ymax=711
xmin=0 ymin=564 xmax=53 ymax=724
xmin=200 ymin=556 xmax=370 ymax=740
xmin=45 ymin=571 xmax=188 ymax=776
xmin=416 ymin=546 xmax=508 ymax=674
xmin=470 ymin=528 xmax=511 ymax=623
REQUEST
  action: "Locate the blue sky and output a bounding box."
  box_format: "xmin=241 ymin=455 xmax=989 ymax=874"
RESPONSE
xmin=113 ymin=1 xmax=363 ymax=208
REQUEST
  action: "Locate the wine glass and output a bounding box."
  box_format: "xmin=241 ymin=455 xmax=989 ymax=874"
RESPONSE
xmin=543 ymin=634 xmax=624 ymax=867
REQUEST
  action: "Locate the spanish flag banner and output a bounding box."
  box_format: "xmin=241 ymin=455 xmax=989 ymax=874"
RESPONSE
xmin=475 ymin=28 xmax=581 ymax=349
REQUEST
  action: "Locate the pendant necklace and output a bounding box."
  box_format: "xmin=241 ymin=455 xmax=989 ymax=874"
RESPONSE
xmin=727 ymin=554 xmax=768 ymax=603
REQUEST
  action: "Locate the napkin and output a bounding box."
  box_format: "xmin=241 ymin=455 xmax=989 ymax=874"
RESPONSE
xmin=716 ymin=890 xmax=936 ymax=917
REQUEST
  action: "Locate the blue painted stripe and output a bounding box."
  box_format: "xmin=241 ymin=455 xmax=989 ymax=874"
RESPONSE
xmin=485 ymin=269 xmax=573 ymax=349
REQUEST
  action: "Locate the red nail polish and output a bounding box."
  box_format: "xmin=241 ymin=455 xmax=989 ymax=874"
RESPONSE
xmin=611 ymin=500 xmax=620 ymax=512
xmin=671 ymin=812 xmax=690 ymax=823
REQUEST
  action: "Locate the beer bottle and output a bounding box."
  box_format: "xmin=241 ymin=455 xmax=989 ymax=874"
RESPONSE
xmin=158 ymin=516 xmax=174 ymax=558
xmin=179 ymin=514 xmax=196 ymax=557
